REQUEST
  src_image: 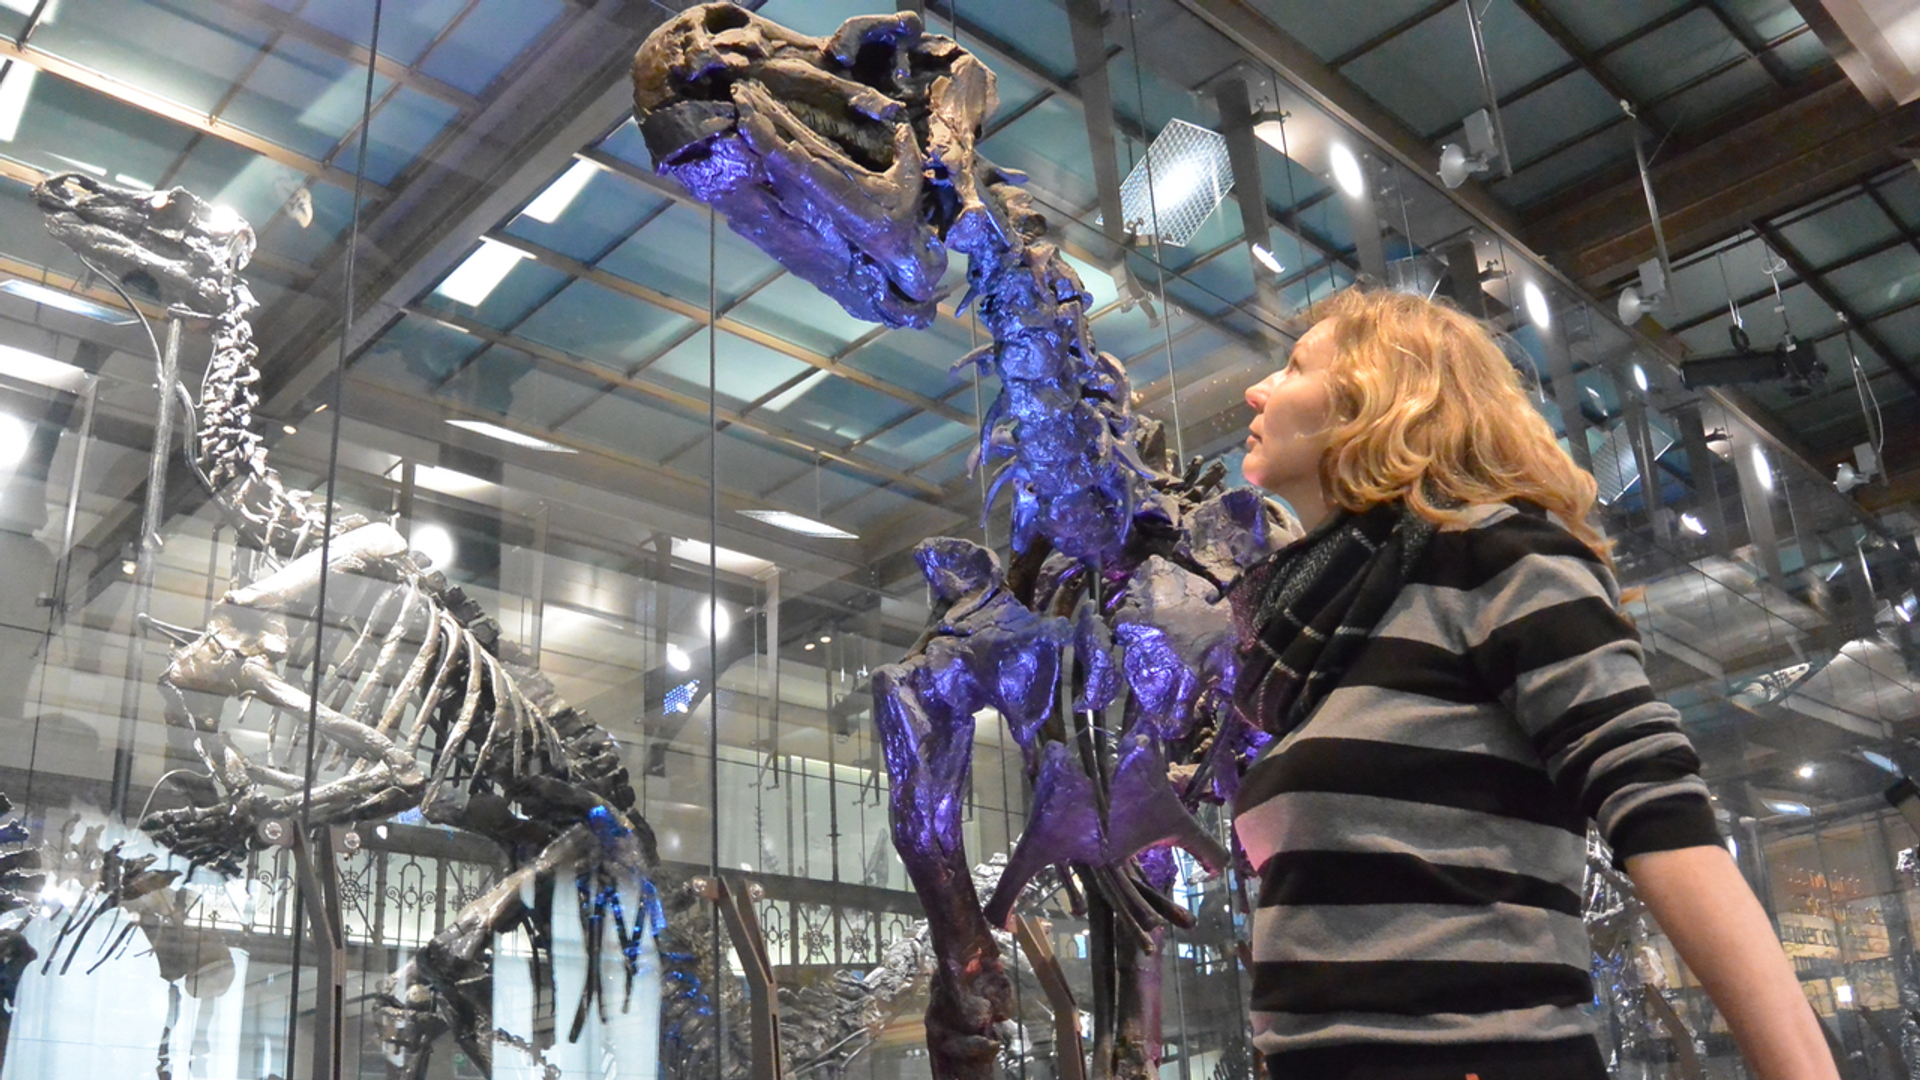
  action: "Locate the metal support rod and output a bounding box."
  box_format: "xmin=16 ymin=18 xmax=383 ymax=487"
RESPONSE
xmin=702 ymin=875 xmax=784 ymax=1080
xmin=1539 ymin=320 xmax=1593 ymax=473
xmin=1064 ymin=0 xmax=1131 ymax=266
xmin=1623 ymin=101 xmax=1674 ymax=286
xmin=111 ymin=318 xmax=185 ymax=817
xmin=1463 ymin=0 xmax=1512 ymax=177
xmin=292 ymin=825 xmax=347 ymax=1080
xmin=1213 ymin=76 xmax=1288 ymax=337
xmin=49 ymin=378 xmax=99 ymax=622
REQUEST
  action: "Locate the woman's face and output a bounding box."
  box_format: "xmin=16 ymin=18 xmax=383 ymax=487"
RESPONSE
xmin=1243 ymin=320 xmax=1336 ymax=519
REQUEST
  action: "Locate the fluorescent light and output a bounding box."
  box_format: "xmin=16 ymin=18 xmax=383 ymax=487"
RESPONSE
xmin=446 ymin=419 xmax=577 ymax=453
xmin=762 ymin=368 xmax=830 ymax=412
xmin=435 ymin=240 xmax=528 ymax=307
xmin=1862 ymin=750 xmax=1899 ymax=774
xmin=412 ymin=464 xmax=499 ymax=500
xmin=409 ymin=523 xmax=456 ymax=569
xmin=0 ymin=0 xmax=55 ymax=20
xmin=1523 ymin=280 xmax=1551 ymax=328
xmin=0 ymin=63 xmax=34 ymax=143
xmin=0 ymin=343 xmax=89 ymax=392
xmin=739 ymin=509 xmax=858 ymax=539
xmin=1762 ymin=798 xmax=1811 ymax=816
xmin=0 ymin=279 xmax=137 ymax=324
xmin=0 ymin=414 xmax=28 ymax=468
xmin=1680 ymin=512 xmax=1707 ymax=536
xmin=665 ymin=643 xmax=691 ymax=672
xmin=114 ymin=174 xmax=152 ymax=190
xmin=1835 ymin=983 xmax=1853 ymax=1005
xmin=670 ymin=536 xmax=774 ymax=577
xmin=1251 ymin=243 xmax=1283 ymax=274
xmin=1750 ymin=444 xmax=1772 ymax=493
xmin=1329 ymin=143 xmax=1365 ymax=198
xmin=522 ymin=159 xmax=600 ymax=224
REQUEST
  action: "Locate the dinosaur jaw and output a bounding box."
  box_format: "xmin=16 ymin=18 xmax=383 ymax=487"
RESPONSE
xmin=31 ymin=172 xmax=254 ymax=316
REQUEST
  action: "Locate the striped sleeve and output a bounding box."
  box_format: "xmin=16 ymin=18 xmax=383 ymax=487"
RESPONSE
xmin=1441 ymin=512 xmax=1721 ymax=862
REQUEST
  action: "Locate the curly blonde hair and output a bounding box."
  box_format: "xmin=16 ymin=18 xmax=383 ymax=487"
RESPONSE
xmin=1305 ymin=287 xmax=1608 ymax=560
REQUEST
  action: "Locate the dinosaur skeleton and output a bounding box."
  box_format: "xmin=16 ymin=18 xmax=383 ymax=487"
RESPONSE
xmin=32 ymin=175 xmax=680 ymax=1080
xmin=633 ymin=9 xmax=1295 ymax=1079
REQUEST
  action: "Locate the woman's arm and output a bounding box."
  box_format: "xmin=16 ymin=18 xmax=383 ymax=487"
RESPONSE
xmin=1623 ymin=844 xmax=1839 ymax=1080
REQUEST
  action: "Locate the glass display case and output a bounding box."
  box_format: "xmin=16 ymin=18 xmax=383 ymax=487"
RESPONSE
xmin=0 ymin=2 xmax=1917 ymax=1079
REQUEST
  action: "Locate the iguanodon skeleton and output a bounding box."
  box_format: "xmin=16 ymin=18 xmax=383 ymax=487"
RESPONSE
xmin=30 ymin=174 xmax=744 ymax=1080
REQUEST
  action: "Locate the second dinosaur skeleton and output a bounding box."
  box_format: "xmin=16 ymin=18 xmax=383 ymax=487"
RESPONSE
xmin=32 ymin=175 xmax=693 ymax=1080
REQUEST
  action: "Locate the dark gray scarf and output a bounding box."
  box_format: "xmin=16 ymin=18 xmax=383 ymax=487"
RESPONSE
xmin=1230 ymin=500 xmax=1436 ymax=739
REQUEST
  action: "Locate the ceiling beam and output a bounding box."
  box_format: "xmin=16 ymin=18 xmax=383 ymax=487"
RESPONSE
xmin=1526 ymin=79 xmax=1920 ymax=289
xmin=0 ymin=37 xmax=387 ymax=197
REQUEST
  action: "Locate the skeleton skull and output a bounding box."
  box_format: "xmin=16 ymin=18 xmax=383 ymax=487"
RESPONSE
xmin=632 ymin=3 xmax=1000 ymax=329
xmin=33 ymin=173 xmax=254 ymax=318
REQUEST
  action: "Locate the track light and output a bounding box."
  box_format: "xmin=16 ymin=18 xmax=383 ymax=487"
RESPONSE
xmin=1437 ymin=109 xmax=1502 ymax=189
xmin=1616 ymin=257 xmax=1665 ymax=324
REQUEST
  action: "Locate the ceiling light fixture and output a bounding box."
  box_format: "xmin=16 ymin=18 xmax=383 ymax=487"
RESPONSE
xmin=1437 ymin=108 xmax=1506 ymax=189
xmin=435 ymin=239 xmax=528 ymax=307
xmin=1110 ymin=118 xmax=1233 ymax=247
xmin=1797 ymin=763 xmax=1816 ymax=779
xmin=698 ymin=600 xmax=731 ymax=641
xmin=446 ymin=419 xmax=577 ymax=453
xmin=1250 ymin=242 xmax=1283 ymax=275
xmin=1632 ymin=364 xmax=1648 ymax=392
xmin=1329 ymin=143 xmax=1365 ymax=198
xmin=739 ymin=509 xmax=858 ymax=540
xmin=410 ymin=523 xmax=456 ymax=569
xmin=522 ymin=159 xmax=601 ymax=224
xmin=0 ymin=342 xmax=89 ymax=392
xmin=1680 ymin=512 xmax=1707 ymax=536
xmin=1522 ymin=280 xmax=1551 ymax=328
xmin=1616 ymin=257 xmax=1666 ymax=325
xmin=0 ymin=62 xmax=35 ymax=143
xmin=0 ymin=278 xmax=137 ymax=324
xmin=1750 ymin=444 xmax=1772 ymax=493
xmin=666 ymin=643 xmax=691 ymax=673
xmin=0 ymin=413 xmax=29 ymax=468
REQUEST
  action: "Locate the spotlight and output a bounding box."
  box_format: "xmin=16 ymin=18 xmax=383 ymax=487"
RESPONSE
xmin=1437 ymin=109 xmax=1501 ymax=189
xmin=411 ymin=523 xmax=456 ymax=569
xmin=1798 ymin=763 xmax=1816 ymax=779
xmin=1250 ymin=242 xmax=1283 ymax=275
xmin=1680 ymin=513 xmax=1707 ymax=536
xmin=1522 ymin=280 xmax=1551 ymax=328
xmin=1616 ymin=257 xmax=1666 ymax=324
xmin=1632 ymin=365 xmax=1648 ymax=392
xmin=1836 ymin=463 xmax=1866 ymax=494
xmin=1329 ymin=143 xmax=1365 ymax=198
xmin=666 ymin=644 xmax=691 ymax=673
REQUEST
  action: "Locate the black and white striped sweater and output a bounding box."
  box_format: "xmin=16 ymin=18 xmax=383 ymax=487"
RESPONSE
xmin=1231 ymin=502 xmax=1721 ymax=1063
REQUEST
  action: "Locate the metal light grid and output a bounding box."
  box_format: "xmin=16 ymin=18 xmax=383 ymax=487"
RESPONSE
xmin=1113 ymin=119 xmax=1233 ymax=248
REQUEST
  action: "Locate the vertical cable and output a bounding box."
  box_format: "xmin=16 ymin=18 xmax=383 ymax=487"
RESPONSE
xmin=1122 ymin=0 xmax=1184 ymax=462
xmin=706 ymin=201 xmax=724 ymax=1080
xmin=285 ymin=3 xmax=381 ymax=1074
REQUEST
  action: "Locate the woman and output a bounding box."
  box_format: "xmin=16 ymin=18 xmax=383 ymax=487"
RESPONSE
xmin=1230 ymin=288 xmax=1837 ymax=1080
